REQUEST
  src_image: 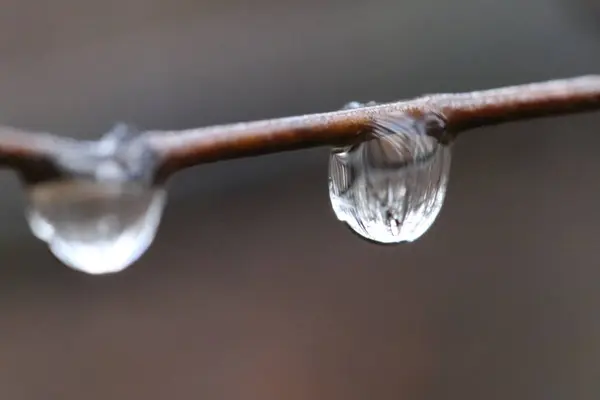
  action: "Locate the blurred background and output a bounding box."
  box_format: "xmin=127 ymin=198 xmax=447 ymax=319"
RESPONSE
xmin=0 ymin=0 xmax=598 ymax=398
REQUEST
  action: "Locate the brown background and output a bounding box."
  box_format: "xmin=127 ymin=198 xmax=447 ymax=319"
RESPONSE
xmin=0 ymin=0 xmax=599 ymax=398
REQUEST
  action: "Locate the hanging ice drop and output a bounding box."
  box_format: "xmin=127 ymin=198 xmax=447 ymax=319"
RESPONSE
xmin=328 ymin=112 xmax=451 ymax=243
xmin=23 ymin=124 xmax=167 ymax=274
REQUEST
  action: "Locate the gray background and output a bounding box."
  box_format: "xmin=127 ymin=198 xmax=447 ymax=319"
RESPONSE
xmin=0 ymin=0 xmax=599 ymax=398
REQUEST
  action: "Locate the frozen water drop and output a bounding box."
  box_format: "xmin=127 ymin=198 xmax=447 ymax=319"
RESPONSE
xmin=25 ymin=180 xmax=166 ymax=274
xmin=328 ymin=113 xmax=451 ymax=243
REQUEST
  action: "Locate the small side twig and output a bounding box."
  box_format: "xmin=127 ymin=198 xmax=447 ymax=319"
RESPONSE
xmin=0 ymin=75 xmax=599 ymax=183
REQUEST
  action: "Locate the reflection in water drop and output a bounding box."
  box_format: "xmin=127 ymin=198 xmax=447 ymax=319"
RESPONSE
xmin=328 ymin=114 xmax=451 ymax=244
xmin=26 ymin=180 xmax=166 ymax=274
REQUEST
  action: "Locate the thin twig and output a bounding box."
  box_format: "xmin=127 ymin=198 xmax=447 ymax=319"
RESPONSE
xmin=1 ymin=75 xmax=599 ymax=183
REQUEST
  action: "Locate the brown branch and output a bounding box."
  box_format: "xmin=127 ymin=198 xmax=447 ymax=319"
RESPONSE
xmin=1 ymin=75 xmax=599 ymax=183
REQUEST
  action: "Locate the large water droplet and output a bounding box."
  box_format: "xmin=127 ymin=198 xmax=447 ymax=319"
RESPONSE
xmin=26 ymin=180 xmax=166 ymax=274
xmin=328 ymin=113 xmax=451 ymax=243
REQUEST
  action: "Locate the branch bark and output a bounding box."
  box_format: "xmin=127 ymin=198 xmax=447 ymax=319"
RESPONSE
xmin=1 ymin=75 xmax=599 ymax=183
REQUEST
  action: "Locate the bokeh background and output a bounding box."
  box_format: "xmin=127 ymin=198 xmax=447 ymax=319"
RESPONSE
xmin=0 ymin=0 xmax=599 ymax=398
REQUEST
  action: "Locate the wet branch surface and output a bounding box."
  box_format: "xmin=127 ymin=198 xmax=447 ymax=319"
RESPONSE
xmin=1 ymin=75 xmax=599 ymax=183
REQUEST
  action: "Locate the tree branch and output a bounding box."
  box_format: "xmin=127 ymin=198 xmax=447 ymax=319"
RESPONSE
xmin=1 ymin=75 xmax=599 ymax=183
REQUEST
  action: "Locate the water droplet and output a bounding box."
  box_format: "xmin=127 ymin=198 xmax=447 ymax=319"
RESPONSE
xmin=26 ymin=180 xmax=166 ymax=274
xmin=328 ymin=113 xmax=451 ymax=243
